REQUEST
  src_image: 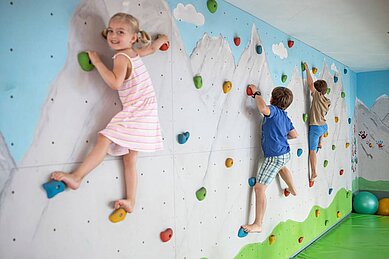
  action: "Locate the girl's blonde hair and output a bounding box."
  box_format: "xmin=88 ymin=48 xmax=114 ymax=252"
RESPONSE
xmin=101 ymin=12 xmax=151 ymax=47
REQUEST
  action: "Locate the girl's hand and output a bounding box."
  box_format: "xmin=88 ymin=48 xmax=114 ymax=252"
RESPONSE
xmin=303 ymin=62 xmax=309 ymax=70
xmin=248 ymin=84 xmax=257 ymax=92
xmin=87 ymin=51 xmax=102 ymax=65
xmin=156 ymin=34 xmax=169 ymax=45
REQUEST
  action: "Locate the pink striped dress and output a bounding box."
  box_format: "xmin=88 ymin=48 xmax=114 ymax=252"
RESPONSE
xmin=99 ymin=52 xmax=163 ymax=156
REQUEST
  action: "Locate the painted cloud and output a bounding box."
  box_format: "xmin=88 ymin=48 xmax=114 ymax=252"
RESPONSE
xmin=272 ymin=42 xmax=288 ymax=59
xmin=173 ymin=3 xmax=205 ymax=26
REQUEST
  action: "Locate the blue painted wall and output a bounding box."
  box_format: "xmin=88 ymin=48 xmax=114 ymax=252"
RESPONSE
xmin=357 ymin=70 xmax=389 ymax=107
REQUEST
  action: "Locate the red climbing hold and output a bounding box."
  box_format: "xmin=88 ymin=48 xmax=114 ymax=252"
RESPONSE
xmin=234 ymin=37 xmax=241 ymax=46
xmin=160 ymin=228 xmax=173 ymax=242
xmin=287 ymin=40 xmax=294 ymax=48
xmin=309 ymin=180 xmax=314 ymax=188
xmin=159 ymin=42 xmax=170 ymax=51
xmin=339 ymin=169 xmax=344 ymax=175
xmin=298 ymin=237 xmax=304 ymax=243
xmin=284 ymin=189 xmax=290 ymax=197
xmin=246 ymin=86 xmax=253 ymax=96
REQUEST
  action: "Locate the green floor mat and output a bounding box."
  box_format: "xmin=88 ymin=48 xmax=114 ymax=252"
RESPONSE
xmin=295 ymin=213 xmax=389 ymax=259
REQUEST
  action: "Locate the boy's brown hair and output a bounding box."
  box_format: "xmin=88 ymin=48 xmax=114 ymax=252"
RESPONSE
xmin=270 ymin=87 xmax=293 ymax=110
xmin=314 ymin=80 xmax=328 ymax=94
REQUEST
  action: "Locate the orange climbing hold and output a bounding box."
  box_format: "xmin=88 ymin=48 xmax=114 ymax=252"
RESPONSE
xmin=269 ymin=235 xmax=276 ymax=245
xmin=160 ymin=228 xmax=173 ymax=242
xmin=223 ymin=81 xmax=232 ymax=93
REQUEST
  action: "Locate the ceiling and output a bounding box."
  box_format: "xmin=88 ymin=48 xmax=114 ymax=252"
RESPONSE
xmin=225 ymin=0 xmax=389 ymax=73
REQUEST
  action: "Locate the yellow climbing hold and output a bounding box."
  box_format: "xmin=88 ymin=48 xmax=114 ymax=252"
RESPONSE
xmin=315 ymin=209 xmax=320 ymax=217
xmin=225 ymin=158 xmax=234 ymax=168
xmin=337 ymin=211 xmax=341 ymax=218
xmin=345 ymin=143 xmax=350 ymax=148
xmin=223 ymin=81 xmax=232 ymax=94
xmin=269 ymin=235 xmax=276 ymax=245
xmin=109 ymin=208 xmax=127 ymax=223
xmin=335 ymin=116 xmax=339 ymax=123
xmin=324 ymin=132 xmax=329 ymax=138
xmin=312 ymin=67 xmax=318 ymax=74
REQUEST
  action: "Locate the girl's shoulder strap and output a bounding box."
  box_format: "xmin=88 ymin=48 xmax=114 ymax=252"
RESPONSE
xmin=112 ymin=52 xmax=133 ymax=60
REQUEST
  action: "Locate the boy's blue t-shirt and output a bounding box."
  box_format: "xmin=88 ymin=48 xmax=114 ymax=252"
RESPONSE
xmin=261 ymin=105 xmax=294 ymax=157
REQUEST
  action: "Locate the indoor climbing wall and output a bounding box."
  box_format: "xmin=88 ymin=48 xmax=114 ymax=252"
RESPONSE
xmin=355 ymin=95 xmax=389 ymax=192
xmin=0 ymin=0 xmax=354 ymax=258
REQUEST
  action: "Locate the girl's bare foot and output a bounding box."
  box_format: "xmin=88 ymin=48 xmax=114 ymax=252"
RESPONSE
xmin=310 ymin=173 xmax=317 ymax=182
xmin=318 ymin=142 xmax=323 ymax=149
xmin=51 ymin=171 xmax=81 ymax=190
xmin=114 ymin=199 xmax=135 ymax=213
xmin=242 ymin=223 xmax=262 ymax=233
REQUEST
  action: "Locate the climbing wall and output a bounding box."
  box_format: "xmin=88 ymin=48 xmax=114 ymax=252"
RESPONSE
xmin=0 ymin=0 xmax=354 ymax=258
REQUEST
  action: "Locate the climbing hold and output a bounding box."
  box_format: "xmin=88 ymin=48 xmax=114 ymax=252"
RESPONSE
xmin=332 ymin=144 xmax=336 ymax=150
xmin=345 ymin=143 xmax=350 ymax=148
xmin=269 ymin=235 xmax=276 ymax=245
xmin=302 ymin=113 xmax=308 ymax=122
xmin=337 ymin=211 xmax=341 ymax=218
xmin=326 ymin=88 xmax=331 ymax=94
xmin=233 ymin=37 xmax=241 ymax=46
xmin=348 ymin=118 xmax=352 ymax=124
xmin=109 ymin=208 xmax=127 ymax=223
xmin=324 ymin=160 xmax=329 ymax=167
xmin=341 ymin=91 xmax=346 ymax=98
xmin=42 ymin=180 xmax=66 ymax=199
xmin=309 ymin=180 xmax=314 ymax=188
xmin=334 ymin=75 xmax=338 ymax=83
xmin=284 ymin=189 xmax=290 ymax=197
xmin=287 ymin=40 xmax=294 ymax=48
xmin=159 ymin=42 xmax=169 ymax=51
xmin=225 ymin=157 xmax=234 ymax=168
xmin=223 ymin=81 xmax=232 ymax=93
xmin=301 ymin=62 xmax=306 ymax=71
xmin=312 ymin=67 xmax=318 ymax=74
xmin=297 ymin=148 xmax=303 ymax=157
xmin=340 ymin=169 xmax=344 ymax=175
xmin=335 ymin=116 xmax=339 ymax=123
xmin=281 ymin=74 xmax=287 ymax=83
xmin=160 ymin=228 xmax=173 ymax=242
xmin=196 ymin=187 xmax=207 ymax=201
xmin=256 ymin=45 xmax=262 ymax=54
xmin=248 ymin=177 xmax=256 ymax=187
xmin=329 ymin=188 xmax=333 ymax=195
xmin=177 ymin=132 xmax=190 ymax=144
xmin=346 ymin=191 xmax=351 ymax=198
xmin=298 ymin=237 xmax=304 ymax=243
xmin=325 ymin=220 xmax=329 ymax=226
xmin=207 ymin=0 xmax=218 ymax=13
xmin=246 ymin=85 xmax=253 ymax=96
xmin=324 ymin=132 xmax=328 ymax=138
xmin=193 ymin=75 xmax=203 ymax=89
xmin=344 ymin=68 xmax=348 ymax=74
xmin=78 ymin=52 xmax=94 ymax=71
xmin=238 ymin=227 xmax=248 ymax=238
xmin=315 ymin=209 xmax=320 ymax=217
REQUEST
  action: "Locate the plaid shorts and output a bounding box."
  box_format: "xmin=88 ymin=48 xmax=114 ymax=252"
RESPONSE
xmin=257 ymin=152 xmax=291 ymax=185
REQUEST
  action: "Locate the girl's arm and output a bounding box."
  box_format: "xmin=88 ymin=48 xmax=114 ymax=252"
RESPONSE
xmin=136 ymin=34 xmax=169 ymax=57
xmin=88 ymin=51 xmax=128 ymax=90
xmin=288 ymin=129 xmax=298 ymax=139
xmin=304 ymin=63 xmax=315 ymax=93
xmin=249 ymin=84 xmax=270 ymax=116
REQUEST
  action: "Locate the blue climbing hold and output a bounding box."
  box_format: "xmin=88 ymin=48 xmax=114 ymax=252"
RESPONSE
xmin=238 ymin=227 xmax=248 ymax=238
xmin=43 ymin=180 xmax=66 ymax=199
xmin=344 ymin=68 xmax=348 ymax=74
xmin=334 ymin=75 xmax=338 ymax=83
xmin=348 ymin=118 xmax=352 ymax=124
xmin=256 ymin=45 xmax=262 ymax=54
xmin=329 ymin=188 xmax=333 ymax=195
xmin=177 ymin=132 xmax=190 ymax=144
xmin=248 ymin=177 xmax=256 ymax=187
xmin=297 ymin=148 xmax=303 ymax=157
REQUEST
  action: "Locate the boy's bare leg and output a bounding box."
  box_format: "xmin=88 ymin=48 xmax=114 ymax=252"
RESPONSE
xmin=242 ymin=183 xmax=267 ymax=233
xmin=51 ymin=134 xmax=112 ymax=189
xmin=309 ymin=150 xmax=317 ymax=181
xmin=114 ymin=150 xmax=138 ymax=213
xmin=279 ymin=167 xmax=297 ymax=195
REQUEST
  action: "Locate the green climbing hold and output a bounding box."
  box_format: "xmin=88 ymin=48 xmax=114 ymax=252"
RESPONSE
xmin=301 ymin=62 xmax=305 ymax=71
xmin=332 ymin=145 xmax=336 ymax=150
xmin=78 ymin=52 xmax=94 ymax=71
xmin=193 ymin=75 xmax=203 ymax=89
xmin=256 ymin=45 xmax=262 ymax=54
xmin=303 ymin=113 xmax=308 ymax=122
xmin=327 ymin=88 xmax=331 ymax=94
xmin=281 ymin=74 xmax=287 ymax=83
xmin=341 ymin=91 xmax=346 ymax=98
xmin=196 ymin=187 xmax=207 ymax=201
xmin=207 ymin=0 xmax=218 ymax=13
xmin=324 ymin=160 xmax=329 ymax=167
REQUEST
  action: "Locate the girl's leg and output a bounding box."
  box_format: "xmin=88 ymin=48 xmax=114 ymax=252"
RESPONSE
xmin=114 ymin=150 xmax=138 ymax=213
xmin=318 ymin=135 xmax=324 ymax=148
xmin=279 ymin=166 xmax=297 ymax=195
xmin=51 ymin=134 xmax=112 ymax=189
xmin=242 ymin=183 xmax=267 ymax=233
xmin=309 ymin=150 xmax=317 ymax=180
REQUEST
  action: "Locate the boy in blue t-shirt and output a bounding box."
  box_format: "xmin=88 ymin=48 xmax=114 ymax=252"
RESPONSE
xmin=243 ymin=84 xmax=298 ymax=233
